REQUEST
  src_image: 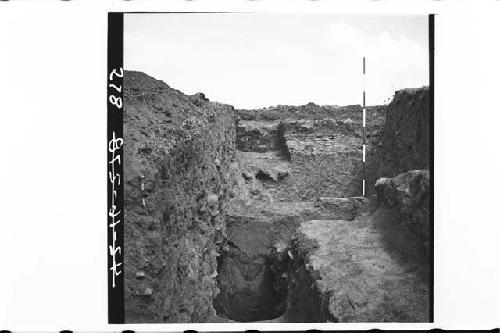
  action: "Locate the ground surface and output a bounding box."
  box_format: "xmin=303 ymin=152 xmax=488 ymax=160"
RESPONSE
xmin=293 ymin=208 xmax=430 ymax=322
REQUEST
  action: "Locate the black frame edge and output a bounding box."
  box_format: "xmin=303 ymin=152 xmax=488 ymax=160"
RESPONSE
xmin=107 ymin=12 xmax=125 ymax=324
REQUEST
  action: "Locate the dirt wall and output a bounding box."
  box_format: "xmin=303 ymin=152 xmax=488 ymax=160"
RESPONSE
xmin=123 ymin=71 xmax=237 ymax=323
xmin=373 ymin=87 xmax=431 ymax=252
xmin=375 ymin=170 xmax=431 ymax=254
xmin=379 ymin=87 xmax=431 ymax=177
xmin=236 ymin=120 xmax=284 ymax=153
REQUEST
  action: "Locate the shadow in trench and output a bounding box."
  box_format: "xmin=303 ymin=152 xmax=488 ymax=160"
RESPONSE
xmin=371 ymin=206 xmax=430 ymax=284
xmin=214 ymin=251 xmax=286 ymax=322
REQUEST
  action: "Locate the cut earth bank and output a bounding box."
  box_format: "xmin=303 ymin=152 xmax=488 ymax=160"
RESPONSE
xmin=123 ymin=71 xmax=431 ymax=323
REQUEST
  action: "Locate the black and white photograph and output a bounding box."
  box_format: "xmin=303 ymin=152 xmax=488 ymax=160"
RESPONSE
xmin=121 ymin=13 xmax=432 ymax=323
xmin=2 ymin=1 xmax=500 ymax=332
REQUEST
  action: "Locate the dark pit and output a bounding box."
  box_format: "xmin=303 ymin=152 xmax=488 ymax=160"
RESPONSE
xmin=214 ymin=253 xmax=286 ymax=322
xmin=255 ymin=169 xmax=274 ymax=181
xmin=213 ymin=219 xmax=288 ymax=322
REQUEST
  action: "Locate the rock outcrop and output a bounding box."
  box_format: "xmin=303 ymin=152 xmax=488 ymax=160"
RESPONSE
xmin=123 ymin=71 xmax=237 ymax=323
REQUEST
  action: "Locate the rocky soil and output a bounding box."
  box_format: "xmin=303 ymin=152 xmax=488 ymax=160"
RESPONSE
xmin=123 ymin=71 xmax=239 ymax=323
xmin=123 ymin=70 xmax=431 ymax=323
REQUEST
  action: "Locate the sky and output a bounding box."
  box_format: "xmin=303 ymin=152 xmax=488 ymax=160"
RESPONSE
xmin=125 ymin=14 xmax=429 ymax=109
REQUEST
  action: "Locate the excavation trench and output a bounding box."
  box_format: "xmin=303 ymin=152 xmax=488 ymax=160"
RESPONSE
xmin=213 ymin=216 xmax=331 ymax=323
xmin=212 ymin=118 xmax=367 ymax=322
xmin=213 ymin=218 xmax=287 ymax=322
xmin=214 ymin=247 xmax=287 ymax=322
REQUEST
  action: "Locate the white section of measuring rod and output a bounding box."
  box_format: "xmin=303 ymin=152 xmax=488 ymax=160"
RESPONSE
xmin=362 ymin=179 xmax=366 ymax=196
xmin=362 ymin=144 xmax=366 ymax=162
xmin=363 ymin=108 xmax=366 ymax=127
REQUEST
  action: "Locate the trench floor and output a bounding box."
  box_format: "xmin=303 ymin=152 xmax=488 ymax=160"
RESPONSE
xmin=294 ymin=209 xmax=430 ymax=322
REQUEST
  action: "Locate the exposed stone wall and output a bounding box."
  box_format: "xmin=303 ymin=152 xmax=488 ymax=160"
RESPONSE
xmin=123 ymin=71 xmax=237 ymax=323
xmin=234 ymin=107 xmax=386 ymax=201
xmin=277 ymin=119 xmax=362 ymax=200
xmin=236 ymin=120 xmax=285 ymax=153
xmin=379 ymin=87 xmax=430 ymax=177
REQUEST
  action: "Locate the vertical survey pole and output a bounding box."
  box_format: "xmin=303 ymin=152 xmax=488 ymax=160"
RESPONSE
xmin=362 ymin=57 xmax=366 ymax=197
